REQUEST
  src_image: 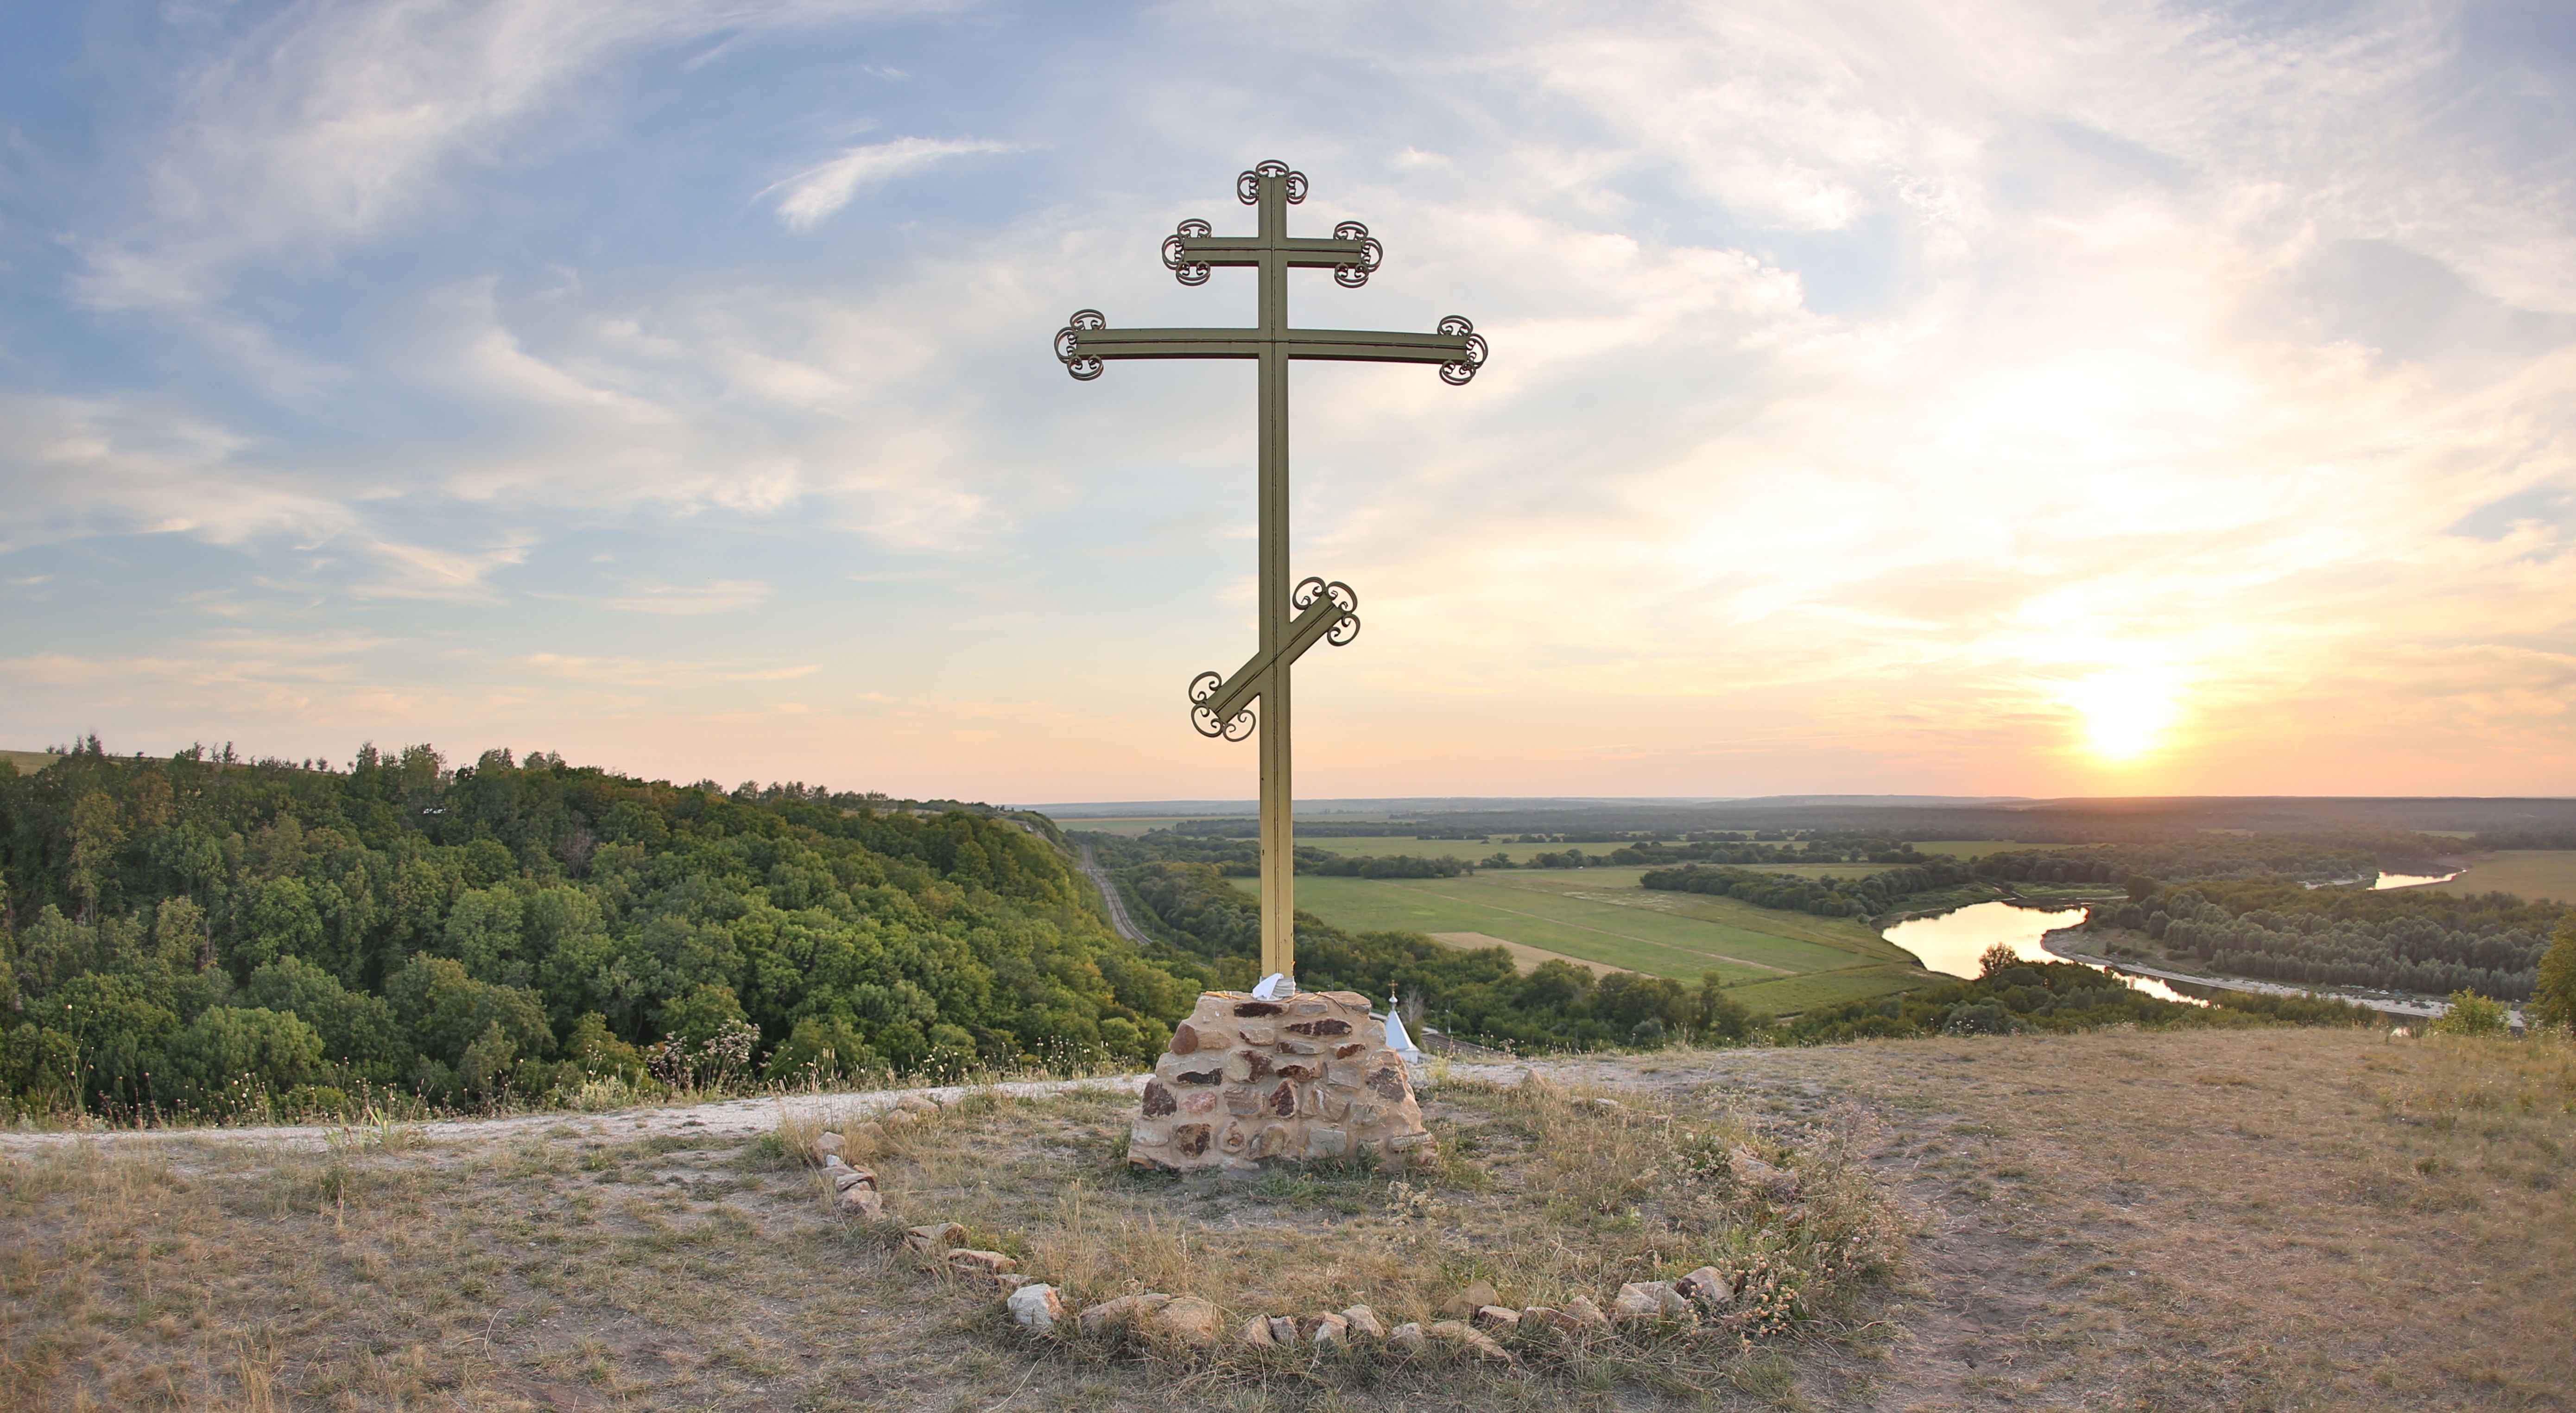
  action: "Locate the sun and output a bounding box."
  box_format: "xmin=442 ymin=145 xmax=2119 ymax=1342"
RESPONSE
xmin=2061 ymin=667 xmax=2183 ymax=762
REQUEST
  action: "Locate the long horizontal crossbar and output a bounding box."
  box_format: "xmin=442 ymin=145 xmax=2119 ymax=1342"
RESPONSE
xmin=1068 ymin=325 xmax=1471 ymax=365
xmin=1171 ymin=234 xmax=1373 ymax=269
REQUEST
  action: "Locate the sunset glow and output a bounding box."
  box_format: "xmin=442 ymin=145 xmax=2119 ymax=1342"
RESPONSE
xmin=2062 ymin=669 xmax=2185 ymax=764
xmin=1 ymin=2 xmax=2570 ymax=799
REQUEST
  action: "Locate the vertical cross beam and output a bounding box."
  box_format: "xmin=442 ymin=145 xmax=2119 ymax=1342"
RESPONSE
xmin=1053 ymin=161 xmax=1487 ymax=983
xmin=1252 ymin=168 xmax=1295 ymax=982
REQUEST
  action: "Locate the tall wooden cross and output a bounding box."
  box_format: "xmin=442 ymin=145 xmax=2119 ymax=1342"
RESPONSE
xmin=1054 ymin=160 xmax=1485 ymax=984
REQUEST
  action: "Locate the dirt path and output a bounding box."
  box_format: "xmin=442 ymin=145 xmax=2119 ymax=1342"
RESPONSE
xmin=0 ymin=1075 xmax=1157 ymax=1157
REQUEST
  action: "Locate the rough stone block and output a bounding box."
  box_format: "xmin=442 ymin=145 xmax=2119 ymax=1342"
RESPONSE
xmin=1307 ymin=1312 xmax=1350 ymax=1345
xmin=1560 ymin=1295 xmax=1610 ymax=1328
xmin=1612 ymin=1280 xmax=1692 ymax=1321
xmin=814 ymin=1131 xmax=846 ymax=1158
xmin=1386 ymin=1321 xmax=1427 ymax=1353
xmin=1425 ymin=1319 xmax=1515 ymax=1363
xmin=1677 ymin=1266 xmax=1734 ymax=1308
xmin=1440 ymin=1280 xmax=1500 ymax=1318
xmin=1340 ymin=1305 xmax=1386 ymax=1341
xmin=831 ymin=1168 xmax=875 ymax=1192
xmin=944 ymin=1248 xmax=1018 ymax=1276
xmin=835 ymin=1186 xmax=885 ymax=1218
xmin=1148 ymin=1296 xmax=1222 ymax=1347
xmin=904 ymin=1222 xmax=964 ymax=1252
xmin=1238 ymin=1313 xmax=1276 ymax=1348
xmin=1302 ymin=1127 xmax=1349 ymax=1160
xmin=1077 ymin=1292 xmax=1170 ymax=1334
xmin=1471 ymin=1305 xmax=1520 ymax=1333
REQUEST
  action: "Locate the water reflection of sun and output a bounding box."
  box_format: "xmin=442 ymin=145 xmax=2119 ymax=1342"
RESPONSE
xmin=2063 ymin=667 xmax=2181 ymax=760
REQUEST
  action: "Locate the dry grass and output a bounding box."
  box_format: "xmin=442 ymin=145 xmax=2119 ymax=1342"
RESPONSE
xmin=1606 ymin=1026 xmax=2576 ymax=1410
xmin=840 ymin=1078 xmax=1899 ymax=1400
xmin=2 ymin=1026 xmax=2566 ymax=1411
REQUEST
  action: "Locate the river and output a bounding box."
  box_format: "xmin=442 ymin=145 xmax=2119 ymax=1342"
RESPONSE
xmin=2373 ymin=869 xmax=2463 ymax=890
xmin=1880 ymin=901 xmax=2206 ymax=1005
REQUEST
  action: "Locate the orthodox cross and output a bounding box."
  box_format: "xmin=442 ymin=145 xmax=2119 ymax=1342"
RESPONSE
xmin=1054 ymin=160 xmax=1485 ymax=984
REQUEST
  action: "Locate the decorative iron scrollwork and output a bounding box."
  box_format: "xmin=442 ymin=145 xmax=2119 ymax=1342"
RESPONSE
xmin=1294 ymin=577 xmax=1363 ymax=645
xmin=1239 ymin=159 xmax=1307 ymax=205
xmin=1435 ymin=315 xmax=1487 ymax=386
xmin=1188 ymin=670 xmax=1255 ymax=741
xmin=1329 ymin=221 xmax=1383 ymax=288
xmin=1054 ymin=309 xmax=1107 ymax=380
xmin=1161 ymin=219 xmax=1213 ymax=286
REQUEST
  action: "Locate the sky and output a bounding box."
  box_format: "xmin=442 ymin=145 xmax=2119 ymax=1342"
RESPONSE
xmin=2 ymin=0 xmax=2571 ymax=804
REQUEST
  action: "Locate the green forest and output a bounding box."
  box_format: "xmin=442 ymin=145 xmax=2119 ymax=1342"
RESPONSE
xmin=0 ymin=741 xmax=1203 ymax=1121
xmin=2088 ymin=878 xmax=2563 ymax=1000
xmin=1639 ymin=858 xmax=1980 ymax=916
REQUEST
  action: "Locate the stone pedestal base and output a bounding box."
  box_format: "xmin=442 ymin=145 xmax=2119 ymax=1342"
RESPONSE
xmin=1127 ymin=989 xmax=1431 ymax=1172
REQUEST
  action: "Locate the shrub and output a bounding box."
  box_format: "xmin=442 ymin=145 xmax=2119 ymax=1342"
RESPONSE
xmin=163 ymin=1006 xmax=327 ymax=1117
xmin=2533 ymin=920 xmax=2576 ymax=1033
xmin=2428 ymin=990 xmax=2510 ymax=1038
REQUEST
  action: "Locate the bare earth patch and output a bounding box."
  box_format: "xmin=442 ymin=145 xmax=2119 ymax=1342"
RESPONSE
xmin=2 ymin=1028 xmax=2566 ymax=1411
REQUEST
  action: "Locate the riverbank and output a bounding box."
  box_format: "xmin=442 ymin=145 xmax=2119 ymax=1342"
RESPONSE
xmin=2038 ymin=928 xmax=2526 ymax=1027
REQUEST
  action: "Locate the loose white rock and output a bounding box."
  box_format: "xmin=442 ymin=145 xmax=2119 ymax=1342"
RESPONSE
xmin=1006 ymin=1283 xmax=1064 ymax=1332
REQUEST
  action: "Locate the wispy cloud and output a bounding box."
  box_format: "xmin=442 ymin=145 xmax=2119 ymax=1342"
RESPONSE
xmin=766 ymin=137 xmax=1017 ymax=230
xmin=598 ymin=579 xmax=774 ymax=615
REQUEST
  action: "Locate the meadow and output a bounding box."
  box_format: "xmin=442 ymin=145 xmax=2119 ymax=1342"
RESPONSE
xmin=2418 ymin=850 xmax=2576 ymax=904
xmin=5 ymin=1026 xmax=2561 ymax=1411
xmin=1248 ymin=870 xmax=1943 ymax=1015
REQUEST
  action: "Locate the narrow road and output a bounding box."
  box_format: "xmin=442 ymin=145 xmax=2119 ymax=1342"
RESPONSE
xmin=1079 ymin=843 xmax=1154 ymax=945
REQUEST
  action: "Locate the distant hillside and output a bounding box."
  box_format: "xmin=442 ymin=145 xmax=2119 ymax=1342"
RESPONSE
xmin=0 ymin=741 xmax=1203 ymax=1121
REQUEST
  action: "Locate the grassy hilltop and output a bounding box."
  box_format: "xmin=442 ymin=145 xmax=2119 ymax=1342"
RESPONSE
xmin=2 ymin=1026 xmax=2566 ymax=1411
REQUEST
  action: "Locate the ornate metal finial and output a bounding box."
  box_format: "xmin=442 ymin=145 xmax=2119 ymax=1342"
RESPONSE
xmin=1188 ymin=672 xmax=1256 ymax=741
xmin=1239 ymin=160 xmax=1307 ymax=205
xmin=1294 ymin=577 xmax=1362 ymax=645
xmin=1054 ymin=309 xmax=1108 ymax=380
xmin=1162 ymin=220 xmax=1214 ymax=285
xmin=1435 ymin=316 xmax=1486 ymax=385
xmin=1329 ymin=222 xmax=1383 ymax=288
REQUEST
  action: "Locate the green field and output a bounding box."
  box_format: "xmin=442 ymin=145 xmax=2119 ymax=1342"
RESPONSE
xmin=1718 ymin=965 xmax=1937 ymax=1014
xmin=0 ymin=750 xmax=58 ymax=775
xmin=1251 ymin=870 xmax=1936 ymax=995
xmin=2416 ymin=851 xmax=2576 ymax=904
xmin=1906 ymin=838 xmax=2027 ymax=857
